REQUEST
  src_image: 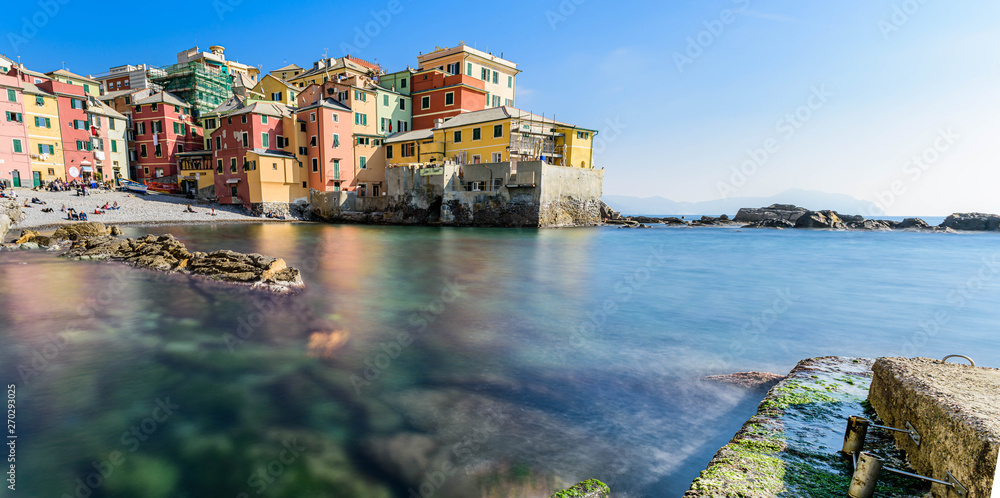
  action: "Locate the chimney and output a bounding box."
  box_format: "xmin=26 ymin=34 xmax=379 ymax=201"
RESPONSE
xmin=434 ymin=118 xmax=444 ymax=128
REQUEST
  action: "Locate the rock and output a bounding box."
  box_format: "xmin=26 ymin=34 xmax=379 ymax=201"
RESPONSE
xmin=793 ymin=210 xmax=845 ymax=229
xmin=838 ymin=214 xmax=864 ymax=223
xmin=702 ymin=372 xmax=785 ymax=390
xmin=14 ymin=229 xmax=51 ymax=246
xmin=691 ymin=216 xmax=720 ymax=226
xmin=61 ymin=232 xmax=304 ymax=293
xmin=550 ymin=480 xmax=610 ymax=498
xmin=52 ymin=222 xmax=111 ymax=240
xmin=733 ymin=204 xmax=808 ymax=224
xmin=19 ymin=242 xmax=39 ymax=250
xmin=846 ymin=219 xmax=892 ymax=231
xmin=939 ymin=213 xmax=1000 ymax=231
xmin=719 ymin=214 xmax=730 ymax=221
xmin=662 ymin=217 xmax=688 ymax=225
xmin=742 ymin=219 xmax=794 ymax=229
xmin=599 ymin=201 xmax=622 ymax=221
xmin=109 ymin=225 xmax=124 ymax=236
xmin=897 ymin=217 xmax=930 ymax=229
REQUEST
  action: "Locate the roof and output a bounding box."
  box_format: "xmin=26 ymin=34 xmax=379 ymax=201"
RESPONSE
xmin=291 ymin=57 xmax=374 ymax=82
xmin=86 ymin=98 xmax=126 ymax=119
xmin=14 ymin=66 xmax=50 ymax=80
xmin=205 ymin=95 xmax=247 ymax=115
xmin=385 ymin=129 xmax=434 ymax=144
xmin=232 ymin=72 xmax=256 ymax=89
xmin=47 ymin=69 xmax=100 ymax=84
xmin=134 ymin=91 xmax=190 ymax=107
xmin=437 ymin=106 xmax=571 ymax=130
xmin=20 ymin=82 xmax=51 ymax=97
xmin=223 ymin=101 xmax=292 ymax=118
xmin=98 ymin=88 xmax=147 ymax=101
xmin=296 ymin=97 xmax=351 ymax=113
xmin=272 ymin=63 xmax=302 ymax=72
xmin=250 ymin=148 xmax=296 ymax=159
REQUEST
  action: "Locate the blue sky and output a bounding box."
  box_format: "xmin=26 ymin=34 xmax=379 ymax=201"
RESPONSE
xmin=4 ymin=0 xmax=998 ymax=214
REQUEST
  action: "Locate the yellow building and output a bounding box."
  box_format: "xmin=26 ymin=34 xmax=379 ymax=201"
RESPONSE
xmin=46 ymin=69 xmax=100 ymax=96
xmin=177 ymin=151 xmax=215 ymax=193
xmin=243 ymin=149 xmax=308 ymax=204
xmin=385 ymin=107 xmax=596 ymax=169
xmin=250 ymin=74 xmax=298 ymax=106
xmin=22 ymin=82 xmax=65 ymax=182
xmin=269 ymin=63 xmax=302 ymax=82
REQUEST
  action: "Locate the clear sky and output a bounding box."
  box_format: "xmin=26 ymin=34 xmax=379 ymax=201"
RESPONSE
xmin=4 ymin=0 xmax=997 ymax=215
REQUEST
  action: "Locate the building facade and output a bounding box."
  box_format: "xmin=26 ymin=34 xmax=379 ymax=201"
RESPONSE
xmin=20 ymin=82 xmax=63 ymax=184
xmin=131 ymin=92 xmax=202 ymax=184
xmin=410 ymin=69 xmax=486 ymax=130
xmin=0 ymin=75 xmax=31 ymax=186
xmin=86 ymin=97 xmax=130 ymax=181
xmin=296 ymin=96 xmax=354 ymax=193
xmin=250 ymin=74 xmax=298 ymax=106
xmin=45 ymin=69 xmax=101 ymax=97
xmin=416 ymin=44 xmax=518 ymax=109
xmin=37 ymin=80 xmax=94 ymax=181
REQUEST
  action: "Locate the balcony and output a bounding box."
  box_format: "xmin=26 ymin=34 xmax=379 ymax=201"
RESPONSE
xmin=326 ymin=170 xmax=341 ymax=181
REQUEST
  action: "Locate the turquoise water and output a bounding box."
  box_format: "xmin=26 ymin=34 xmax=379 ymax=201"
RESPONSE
xmin=2 ymin=223 xmax=998 ymax=497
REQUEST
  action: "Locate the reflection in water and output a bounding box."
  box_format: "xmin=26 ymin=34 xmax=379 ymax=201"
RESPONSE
xmin=2 ymin=224 xmax=1000 ymax=497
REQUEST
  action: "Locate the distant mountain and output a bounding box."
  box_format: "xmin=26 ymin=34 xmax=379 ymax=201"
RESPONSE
xmin=603 ymin=189 xmax=885 ymax=217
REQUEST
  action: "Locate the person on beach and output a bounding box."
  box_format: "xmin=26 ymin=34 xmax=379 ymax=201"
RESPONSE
xmin=61 ymin=204 xmax=66 ymax=212
xmin=185 ymin=204 xmax=196 ymax=213
xmin=210 ymin=208 xmax=217 ymax=216
xmin=111 ymin=201 xmax=119 ymax=210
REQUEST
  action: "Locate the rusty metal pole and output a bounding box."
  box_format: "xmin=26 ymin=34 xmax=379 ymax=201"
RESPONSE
xmin=842 ymin=416 xmax=870 ymax=455
xmin=848 ymin=452 xmax=882 ymax=498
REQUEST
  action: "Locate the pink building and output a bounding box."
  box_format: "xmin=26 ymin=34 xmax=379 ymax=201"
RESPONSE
xmin=211 ymin=102 xmax=291 ymax=205
xmin=296 ymin=95 xmax=353 ymax=191
xmin=131 ymin=92 xmax=202 ymax=184
xmin=0 ymin=74 xmax=31 ymax=186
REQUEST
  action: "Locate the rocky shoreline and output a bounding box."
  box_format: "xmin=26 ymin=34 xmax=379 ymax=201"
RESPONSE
xmin=6 ymin=221 xmax=303 ymax=293
xmin=602 ymin=202 xmax=1000 ymax=232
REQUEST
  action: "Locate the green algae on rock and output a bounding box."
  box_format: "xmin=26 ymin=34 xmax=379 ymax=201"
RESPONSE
xmin=550 ymin=479 xmax=610 ymax=498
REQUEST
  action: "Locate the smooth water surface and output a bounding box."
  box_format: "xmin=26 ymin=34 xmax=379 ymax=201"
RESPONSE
xmin=2 ymin=223 xmax=998 ymax=497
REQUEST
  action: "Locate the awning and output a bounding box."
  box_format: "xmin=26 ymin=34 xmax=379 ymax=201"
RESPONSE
xmin=82 ymin=166 xmax=93 ymax=172
xmin=226 ymin=178 xmax=240 ymax=184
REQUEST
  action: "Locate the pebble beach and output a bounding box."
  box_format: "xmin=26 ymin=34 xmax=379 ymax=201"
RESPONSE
xmin=4 ymin=187 xmax=298 ymax=230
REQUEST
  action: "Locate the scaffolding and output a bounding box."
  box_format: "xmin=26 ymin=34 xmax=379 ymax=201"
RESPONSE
xmin=152 ymin=61 xmax=232 ymax=120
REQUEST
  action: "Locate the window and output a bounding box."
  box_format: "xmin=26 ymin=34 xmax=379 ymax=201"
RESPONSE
xmin=310 ymin=112 xmax=316 ymax=122
xmin=446 ymin=63 xmax=459 ymax=75
xmin=494 ymin=96 xmax=501 ymax=107
xmin=453 ymin=131 xmax=461 ymax=143
xmin=402 ymin=143 xmax=414 ymax=157
xmin=508 ymin=76 xmax=513 ymax=88
xmin=261 ymin=132 xmax=269 ymax=148
xmin=276 ymin=135 xmax=284 ymax=148
xmin=230 ymin=158 xmax=237 ymax=173
xmin=577 ymin=131 xmax=590 ymax=139
xmin=231 ymin=185 xmax=238 ymax=197
xmin=111 ymin=140 xmax=117 ymax=153
xmin=38 ymin=143 xmax=54 ymax=155
xmin=332 ymin=133 xmax=340 ymax=147
xmin=151 ymin=120 xmax=162 ymax=134
xmin=332 ymin=160 xmax=340 ymax=179
xmin=217 ymin=159 xmax=223 ymax=173
xmin=485 ymin=93 xmax=490 ymax=107
xmin=154 ymin=144 xmax=162 ymax=157
xmin=311 ymin=158 xmax=318 ymax=172
xmin=261 ymin=115 xmax=268 ymax=124
xmin=492 ymin=152 xmax=502 ymax=163
xmin=473 ymin=127 xmax=481 ymax=140
xmin=386 ymin=145 xmax=393 ymax=159
xmin=299 ymin=146 xmax=307 ymax=155
xmin=332 ymin=114 xmax=339 ymax=123
xmin=466 ymin=62 xmax=473 ymax=76
xmin=151 ymin=103 xmax=158 ymax=111
xmin=143 ymin=167 xmax=149 ymax=175
xmin=35 ymin=96 xmax=44 ymax=106
xmin=241 ymin=132 xmax=248 ymax=147
xmin=5 ymin=112 xmax=22 ymax=122
xmin=383 ymin=95 xmax=389 ymax=106
xmin=137 ymin=122 xmax=145 ymax=134
xmin=421 ymin=96 xmax=429 ymax=109
xmin=354 ymin=113 xmax=367 ymax=126
xmin=360 ymin=156 xmax=367 ymax=169
xmin=12 ymin=139 xmax=22 ymax=153
xmin=48 ymin=168 xmax=55 ymax=175
xmin=310 ymin=135 xmax=317 ymax=147
xmin=227 ymin=117 xmax=232 ymax=125
xmin=354 ymin=90 xmax=366 ymax=101
xmin=272 ymin=162 xmax=277 ymax=170
xmin=140 ymin=144 xmax=147 ymax=157
xmin=400 ymin=99 xmax=405 ymax=111
xmin=493 ymin=71 xmax=499 ymax=84
xmin=109 ymin=118 xmax=116 ymax=130
xmin=358 ymin=183 xmax=367 ymax=197
xmin=493 ymin=124 xmax=503 ymax=138
xmin=205 ymin=118 xmax=216 ymax=129
xmin=300 ymin=122 xmax=307 ymax=132
xmin=93 ymin=116 xmax=101 ymax=127
xmin=215 ymin=136 xmax=222 ymax=150
xmin=481 ymin=68 xmax=489 ymax=80
xmin=271 ymin=92 xmax=282 ymax=101
xmin=6 ymin=89 xmax=17 ymax=102
xmin=445 ymin=92 xmax=454 ymax=106
xmin=177 ymin=144 xmax=184 ymax=153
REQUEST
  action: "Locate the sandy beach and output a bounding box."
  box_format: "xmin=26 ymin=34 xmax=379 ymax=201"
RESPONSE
xmin=4 ymin=187 xmax=300 ymax=231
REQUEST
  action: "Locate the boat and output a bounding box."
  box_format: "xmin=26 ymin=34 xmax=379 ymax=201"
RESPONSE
xmin=118 ymin=179 xmax=148 ymax=195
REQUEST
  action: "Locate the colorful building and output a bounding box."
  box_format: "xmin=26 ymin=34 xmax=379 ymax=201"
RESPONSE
xmin=416 ymin=44 xmax=518 ymax=109
xmin=378 ymin=68 xmax=415 ymax=96
xmin=385 ymin=107 xmax=597 ymax=169
xmin=410 ymin=68 xmax=486 ymax=130
xmin=0 ymin=74 xmax=31 ymax=186
xmin=250 ymin=74 xmax=298 ymax=106
xmin=90 ymin=64 xmax=165 ymax=95
xmin=20 ymin=81 xmax=64 ymax=184
xmin=210 ymin=102 xmax=306 ymax=207
xmin=285 ymin=55 xmax=381 ymax=89
xmin=86 ymin=97 xmax=130 ymax=181
xmin=375 ymin=84 xmax=410 ymax=136
xmin=131 ymin=92 xmax=202 ymax=184
xmin=295 ymin=95 xmax=353 ymax=192
xmin=99 ymin=88 xmax=154 ymax=180
xmin=200 ymin=95 xmax=246 ymax=152
xmin=270 ymin=63 xmax=302 ymax=82
xmin=176 ymin=150 xmax=215 ymax=195
xmin=45 ymin=69 xmax=101 ymax=97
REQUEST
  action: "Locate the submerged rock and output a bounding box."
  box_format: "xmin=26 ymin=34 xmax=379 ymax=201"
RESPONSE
xmin=702 ymin=371 xmax=785 ymax=390
xmin=15 ymin=229 xmax=51 ymax=246
xmin=939 ymin=212 xmax=1000 ymax=231
xmin=741 ymin=219 xmax=794 ymax=229
xmin=61 ymin=231 xmax=303 ymax=293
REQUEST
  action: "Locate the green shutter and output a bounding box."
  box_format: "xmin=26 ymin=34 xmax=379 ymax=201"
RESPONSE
xmin=45 ymin=118 xmax=50 ymax=128
xmin=111 ymin=140 xmax=117 ymax=153
xmin=6 ymin=89 xmax=15 ymax=102
xmin=38 ymin=143 xmax=43 ymax=154
xmin=12 ymin=139 xmax=22 ymax=153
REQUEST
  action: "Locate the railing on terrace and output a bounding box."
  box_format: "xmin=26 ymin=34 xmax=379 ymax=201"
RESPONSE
xmin=510 ymin=136 xmax=556 ymax=155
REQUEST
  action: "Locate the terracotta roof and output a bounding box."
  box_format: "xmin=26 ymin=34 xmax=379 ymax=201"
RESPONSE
xmin=134 ymin=91 xmax=189 ymax=107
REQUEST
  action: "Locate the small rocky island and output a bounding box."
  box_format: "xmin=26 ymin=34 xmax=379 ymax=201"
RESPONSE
xmin=13 ymin=222 xmax=303 ymax=293
xmin=603 ymin=202 xmax=1000 ymax=232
